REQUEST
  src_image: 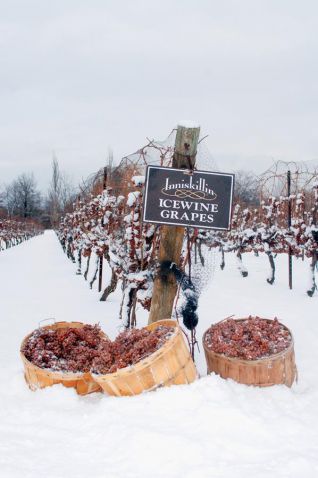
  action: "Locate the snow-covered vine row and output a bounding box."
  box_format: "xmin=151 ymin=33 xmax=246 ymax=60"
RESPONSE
xmin=58 ymin=177 xmax=159 ymax=326
xmin=0 ymin=218 xmax=44 ymax=251
xmin=204 ymin=187 xmax=318 ymax=257
xmin=200 ymin=183 xmax=318 ymax=294
xmin=58 ymin=179 xmax=318 ymax=322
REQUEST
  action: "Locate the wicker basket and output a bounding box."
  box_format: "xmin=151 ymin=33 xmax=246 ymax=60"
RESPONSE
xmin=202 ymin=318 xmax=297 ymax=387
xmin=20 ymin=321 xmax=107 ymax=395
xmin=93 ymin=319 xmax=198 ymax=396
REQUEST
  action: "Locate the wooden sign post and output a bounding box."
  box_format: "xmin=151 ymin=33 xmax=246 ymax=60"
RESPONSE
xmin=148 ymin=122 xmax=200 ymax=324
xmin=98 ymin=167 xmax=108 ymax=292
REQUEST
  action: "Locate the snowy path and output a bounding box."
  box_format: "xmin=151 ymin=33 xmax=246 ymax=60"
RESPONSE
xmin=1 ymin=231 xmax=318 ymax=477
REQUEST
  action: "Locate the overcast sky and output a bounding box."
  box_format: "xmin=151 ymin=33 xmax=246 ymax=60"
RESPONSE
xmin=1 ymin=0 xmax=318 ymax=191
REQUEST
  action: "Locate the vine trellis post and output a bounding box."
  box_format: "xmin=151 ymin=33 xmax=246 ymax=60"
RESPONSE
xmin=287 ymin=170 xmax=293 ymax=290
xmin=148 ymin=123 xmax=200 ymax=324
xmin=98 ymin=166 xmax=108 ymax=293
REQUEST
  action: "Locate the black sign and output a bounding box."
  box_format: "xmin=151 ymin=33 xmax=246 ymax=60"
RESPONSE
xmin=143 ymin=166 xmax=234 ymax=230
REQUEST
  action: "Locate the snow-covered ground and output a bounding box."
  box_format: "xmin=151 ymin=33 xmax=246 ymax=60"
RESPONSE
xmin=1 ymin=230 xmax=318 ymax=478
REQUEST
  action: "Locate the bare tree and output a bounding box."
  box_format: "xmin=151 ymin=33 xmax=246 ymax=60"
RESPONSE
xmin=0 ymin=188 xmax=6 ymax=217
xmin=234 ymin=170 xmax=260 ymax=205
xmin=5 ymin=173 xmax=41 ymax=218
xmin=47 ymin=155 xmax=61 ymax=227
xmin=59 ymin=172 xmax=76 ymax=212
xmin=46 ymin=155 xmax=76 ymax=226
xmin=107 ymin=147 xmax=114 ymax=182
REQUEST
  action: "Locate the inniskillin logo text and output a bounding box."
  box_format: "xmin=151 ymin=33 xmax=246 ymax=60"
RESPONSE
xmin=161 ymin=176 xmax=217 ymax=201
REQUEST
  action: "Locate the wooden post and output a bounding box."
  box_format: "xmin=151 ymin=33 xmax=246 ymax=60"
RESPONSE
xmin=287 ymin=170 xmax=293 ymax=290
xmin=148 ymin=122 xmax=200 ymax=324
xmin=98 ymin=167 xmax=108 ymax=293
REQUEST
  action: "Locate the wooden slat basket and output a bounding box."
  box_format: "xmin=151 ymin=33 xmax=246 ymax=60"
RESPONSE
xmin=202 ymin=318 xmax=297 ymax=388
xmin=20 ymin=321 xmax=106 ymax=395
xmin=93 ymin=319 xmax=198 ymax=396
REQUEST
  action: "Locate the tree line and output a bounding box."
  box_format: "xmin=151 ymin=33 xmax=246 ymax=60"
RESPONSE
xmin=0 ymin=157 xmax=76 ymax=228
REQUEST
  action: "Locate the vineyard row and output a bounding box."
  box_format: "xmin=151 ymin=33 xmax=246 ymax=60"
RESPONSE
xmin=57 ymin=176 xmax=318 ymax=329
xmin=0 ymin=218 xmax=44 ymax=251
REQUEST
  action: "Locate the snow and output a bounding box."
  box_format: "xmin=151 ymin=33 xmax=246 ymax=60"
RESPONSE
xmin=1 ymin=231 xmax=318 ymax=477
xmin=127 ymin=191 xmax=141 ymax=207
xmin=177 ymin=120 xmax=200 ymax=129
xmin=132 ymin=175 xmax=145 ymax=186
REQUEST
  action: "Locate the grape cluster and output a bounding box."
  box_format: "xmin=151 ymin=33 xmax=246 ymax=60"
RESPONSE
xmin=22 ymin=324 xmax=174 ymax=374
xmin=22 ymin=325 xmax=105 ymax=372
xmin=92 ymin=326 xmax=173 ymax=374
xmin=204 ymin=317 xmax=292 ymax=360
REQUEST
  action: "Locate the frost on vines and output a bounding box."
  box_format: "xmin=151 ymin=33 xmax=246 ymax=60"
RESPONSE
xmin=196 ymin=186 xmax=318 ymax=291
xmin=58 ymin=161 xmax=318 ymax=325
xmin=0 ymin=218 xmax=43 ymax=251
xmin=58 ymin=181 xmax=159 ymax=327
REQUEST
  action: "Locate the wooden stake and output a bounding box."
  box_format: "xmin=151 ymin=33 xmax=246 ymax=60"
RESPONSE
xmin=98 ymin=167 xmax=108 ymax=293
xmin=148 ymin=123 xmax=200 ymax=324
xmin=287 ymin=170 xmax=293 ymax=290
